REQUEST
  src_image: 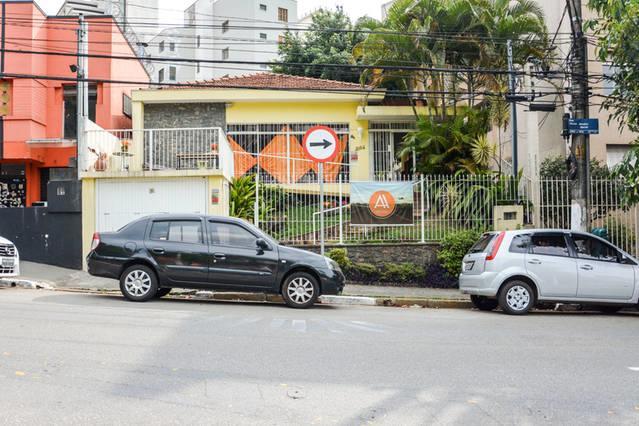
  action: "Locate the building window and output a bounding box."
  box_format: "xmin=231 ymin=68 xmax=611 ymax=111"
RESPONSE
xmin=169 ymin=66 xmax=176 ymax=81
xmin=260 ymin=64 xmax=268 ymax=69
xmin=222 ymin=20 xmax=229 ymax=33
xmin=259 ymin=4 xmax=267 ymax=11
xmin=158 ymin=68 xmax=164 ymax=82
xmin=186 ymin=6 xmax=196 ymax=25
xmin=63 ymin=84 xmax=97 ymax=140
xmin=260 ymin=33 xmax=267 ymax=40
xmin=197 ymin=35 xmax=201 ymax=47
xmin=169 ymin=41 xmax=175 ymax=52
xmin=607 ymin=145 xmax=630 ymax=168
xmin=222 ymin=48 xmax=230 ymax=60
xmin=159 ymin=40 xmax=165 ymax=53
xmin=602 ymin=63 xmax=619 ymax=96
xmin=278 ymin=7 xmax=288 ymax=22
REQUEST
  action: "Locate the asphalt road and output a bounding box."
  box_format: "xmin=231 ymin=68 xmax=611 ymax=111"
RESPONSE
xmin=1 ymin=288 xmax=638 ymax=425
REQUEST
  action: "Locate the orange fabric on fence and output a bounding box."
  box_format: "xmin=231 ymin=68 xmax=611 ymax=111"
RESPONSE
xmin=260 ymin=128 xmax=312 ymax=183
xmin=311 ymin=135 xmax=348 ymax=182
xmin=227 ymin=135 xmax=257 ymax=177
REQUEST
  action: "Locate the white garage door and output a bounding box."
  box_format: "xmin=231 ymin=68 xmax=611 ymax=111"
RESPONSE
xmin=96 ymin=178 xmax=208 ymax=232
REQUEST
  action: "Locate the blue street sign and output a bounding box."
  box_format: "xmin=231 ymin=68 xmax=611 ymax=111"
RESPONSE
xmin=568 ymin=118 xmax=599 ymax=135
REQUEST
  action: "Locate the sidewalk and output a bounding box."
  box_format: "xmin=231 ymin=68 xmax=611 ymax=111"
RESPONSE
xmin=3 ymin=261 xmax=469 ymax=308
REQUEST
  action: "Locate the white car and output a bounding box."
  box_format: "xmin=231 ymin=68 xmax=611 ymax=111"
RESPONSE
xmin=0 ymin=236 xmax=20 ymax=278
xmin=459 ymin=229 xmax=639 ymax=315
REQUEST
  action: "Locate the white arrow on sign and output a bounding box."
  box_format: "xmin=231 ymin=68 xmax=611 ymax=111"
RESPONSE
xmin=302 ymin=125 xmax=339 ymax=163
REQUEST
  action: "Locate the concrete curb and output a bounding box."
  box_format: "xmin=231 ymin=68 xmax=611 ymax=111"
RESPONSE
xmin=3 ymin=279 xmax=471 ymax=309
xmin=376 ymin=297 xmax=472 ymax=309
xmin=0 ymin=278 xmax=55 ymax=290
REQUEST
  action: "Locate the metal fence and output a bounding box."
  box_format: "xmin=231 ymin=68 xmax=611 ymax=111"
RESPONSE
xmin=536 ymin=178 xmax=638 ymax=256
xmin=256 ymin=173 xmax=534 ymax=245
xmin=254 ymin=171 xmax=639 ymax=257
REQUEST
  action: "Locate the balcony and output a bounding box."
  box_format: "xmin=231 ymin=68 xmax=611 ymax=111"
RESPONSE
xmin=80 ymin=126 xmax=234 ymax=180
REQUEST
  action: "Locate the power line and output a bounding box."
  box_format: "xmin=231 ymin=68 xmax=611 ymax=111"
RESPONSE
xmin=0 ymin=47 xmax=593 ymax=78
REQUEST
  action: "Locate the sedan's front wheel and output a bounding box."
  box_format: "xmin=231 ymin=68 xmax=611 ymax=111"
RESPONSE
xmin=499 ymin=280 xmax=535 ymax=315
xmin=120 ymin=265 xmax=158 ymax=302
xmin=282 ymin=272 xmax=319 ymax=309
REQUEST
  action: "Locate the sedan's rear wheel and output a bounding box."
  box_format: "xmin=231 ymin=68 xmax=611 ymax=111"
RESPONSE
xmin=120 ymin=265 xmax=158 ymax=302
xmin=470 ymin=295 xmax=499 ymax=311
xmin=499 ymin=280 xmax=535 ymax=315
xmin=282 ymin=272 xmax=319 ymax=309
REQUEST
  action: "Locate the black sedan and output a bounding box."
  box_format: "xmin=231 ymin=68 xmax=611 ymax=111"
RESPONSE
xmin=87 ymin=215 xmax=345 ymax=308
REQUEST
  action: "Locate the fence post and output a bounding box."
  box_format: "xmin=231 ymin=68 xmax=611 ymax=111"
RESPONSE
xmin=286 ymin=127 xmax=291 ymax=184
xmin=420 ymin=175 xmax=425 ymax=243
xmin=339 ymin=174 xmax=344 ymax=245
xmin=148 ymin=130 xmax=154 ymax=170
xmin=254 ymin=153 xmax=260 ymax=227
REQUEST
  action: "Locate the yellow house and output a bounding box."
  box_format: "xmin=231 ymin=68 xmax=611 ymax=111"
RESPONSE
xmin=79 ymin=73 xmax=431 ymax=260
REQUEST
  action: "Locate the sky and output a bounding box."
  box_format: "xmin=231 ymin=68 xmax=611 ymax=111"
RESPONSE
xmin=36 ymin=0 xmax=388 ymax=22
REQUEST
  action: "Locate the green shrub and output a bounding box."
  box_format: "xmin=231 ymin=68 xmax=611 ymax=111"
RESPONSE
xmin=326 ymin=248 xmax=352 ymax=270
xmin=380 ymin=262 xmax=425 ymax=283
xmin=437 ymin=230 xmax=483 ymax=277
xmin=349 ymin=262 xmax=378 ymax=282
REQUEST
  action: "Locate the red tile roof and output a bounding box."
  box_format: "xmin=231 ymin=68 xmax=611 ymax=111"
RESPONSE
xmin=161 ymin=73 xmax=370 ymax=91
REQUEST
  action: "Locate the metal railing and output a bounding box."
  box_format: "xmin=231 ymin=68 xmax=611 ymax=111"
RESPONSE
xmin=256 ymin=174 xmax=535 ymax=246
xmin=83 ymin=127 xmax=234 ymax=179
xmin=255 ymin=174 xmax=639 ymax=257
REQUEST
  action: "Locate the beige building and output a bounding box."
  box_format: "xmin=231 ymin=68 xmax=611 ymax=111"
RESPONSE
xmin=495 ymin=0 xmax=637 ymax=178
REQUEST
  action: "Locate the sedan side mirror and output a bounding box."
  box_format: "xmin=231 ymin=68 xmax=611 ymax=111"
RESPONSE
xmin=256 ymin=238 xmax=269 ymax=250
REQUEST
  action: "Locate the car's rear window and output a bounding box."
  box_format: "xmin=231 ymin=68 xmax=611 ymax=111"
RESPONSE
xmin=117 ymin=219 xmax=147 ymax=238
xmin=469 ymin=233 xmax=496 ymax=253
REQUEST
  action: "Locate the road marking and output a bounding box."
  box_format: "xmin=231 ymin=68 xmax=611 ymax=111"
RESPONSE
xmin=270 ymin=318 xmax=286 ymax=329
xmin=292 ymin=320 xmax=307 ymax=333
xmin=628 ymin=367 xmax=639 ymax=372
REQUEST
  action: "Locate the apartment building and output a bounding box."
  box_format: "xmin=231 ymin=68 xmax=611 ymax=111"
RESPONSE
xmin=490 ymin=1 xmax=637 ymax=178
xmin=152 ymin=0 xmax=298 ymax=82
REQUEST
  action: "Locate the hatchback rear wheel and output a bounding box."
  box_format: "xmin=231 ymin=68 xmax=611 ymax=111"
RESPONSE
xmin=120 ymin=265 xmax=158 ymax=302
xmin=499 ymin=280 xmax=535 ymax=315
xmin=282 ymin=272 xmax=319 ymax=309
xmin=470 ymin=295 xmax=499 ymax=311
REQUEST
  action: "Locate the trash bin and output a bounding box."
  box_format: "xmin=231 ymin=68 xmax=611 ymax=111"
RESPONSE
xmin=591 ymin=227 xmax=609 ymax=240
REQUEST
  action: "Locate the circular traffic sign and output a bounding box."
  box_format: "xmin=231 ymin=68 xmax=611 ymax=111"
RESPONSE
xmin=302 ymin=125 xmax=339 ymax=163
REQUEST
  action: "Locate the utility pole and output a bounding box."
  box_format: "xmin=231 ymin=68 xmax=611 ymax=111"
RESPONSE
xmin=76 ymin=14 xmax=88 ymax=178
xmin=507 ymin=39 xmax=518 ymax=178
xmin=566 ymin=0 xmax=590 ymax=231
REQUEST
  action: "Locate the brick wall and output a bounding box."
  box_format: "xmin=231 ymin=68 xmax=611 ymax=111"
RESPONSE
xmin=143 ymin=103 xmax=226 ymax=129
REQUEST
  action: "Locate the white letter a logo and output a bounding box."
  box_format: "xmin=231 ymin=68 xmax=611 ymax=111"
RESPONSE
xmin=374 ymin=194 xmax=390 ymax=209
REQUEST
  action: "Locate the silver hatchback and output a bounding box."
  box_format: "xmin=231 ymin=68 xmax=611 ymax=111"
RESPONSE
xmin=459 ymin=230 xmax=639 ymax=315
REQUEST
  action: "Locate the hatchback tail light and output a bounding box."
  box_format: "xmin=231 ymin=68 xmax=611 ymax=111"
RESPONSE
xmin=486 ymin=231 xmax=506 ymax=261
xmin=90 ymin=232 xmax=101 ymax=251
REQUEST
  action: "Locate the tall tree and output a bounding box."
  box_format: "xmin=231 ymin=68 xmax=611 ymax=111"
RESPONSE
xmin=587 ymin=1 xmax=639 ymax=204
xmin=272 ymin=7 xmax=380 ymax=83
xmin=354 ymin=0 xmax=548 ymax=174
xmin=586 ymin=0 xmax=639 ymax=134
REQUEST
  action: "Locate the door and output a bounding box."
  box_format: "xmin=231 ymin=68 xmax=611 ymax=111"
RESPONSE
xmin=570 ymin=234 xmax=635 ymax=300
xmin=525 ymin=233 xmax=578 ymax=298
xmin=96 ymin=178 xmax=207 ymax=232
xmin=146 ymin=219 xmax=209 ymax=286
xmin=207 ymin=220 xmax=278 ymax=289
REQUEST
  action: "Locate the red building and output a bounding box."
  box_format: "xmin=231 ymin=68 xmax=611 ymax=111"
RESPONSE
xmin=0 ymin=1 xmax=149 ymax=207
